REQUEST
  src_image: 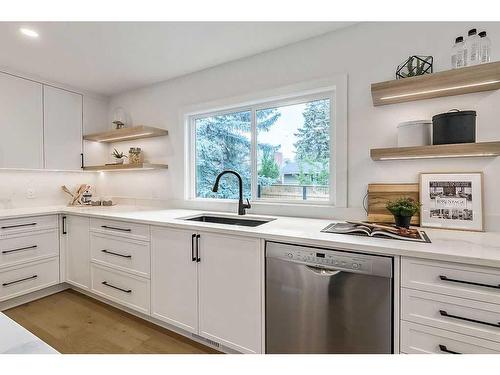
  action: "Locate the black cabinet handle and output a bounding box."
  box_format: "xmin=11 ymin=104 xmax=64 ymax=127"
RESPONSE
xmin=2 ymin=275 xmax=38 ymax=287
xmin=2 ymin=245 xmax=37 ymax=255
xmin=62 ymin=216 xmax=67 ymax=235
xmin=196 ymin=234 xmax=201 ymax=262
xmin=101 ymin=225 xmax=131 ymax=232
xmin=439 ymin=310 xmax=500 ymax=328
xmin=191 ymin=234 xmax=197 ymax=261
xmin=439 ymin=344 xmax=461 ymax=354
xmin=1 ymin=223 xmax=36 ymax=229
xmin=80 ymin=153 xmax=84 ymax=169
xmin=439 ymin=275 xmax=500 ymax=289
xmin=101 ymin=249 xmax=132 ymax=258
xmin=101 ymin=281 xmax=132 ymax=293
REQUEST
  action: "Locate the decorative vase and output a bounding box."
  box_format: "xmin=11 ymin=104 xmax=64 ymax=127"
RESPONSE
xmin=394 ymin=215 xmax=412 ymax=229
xmin=115 ymin=158 xmax=124 ymax=165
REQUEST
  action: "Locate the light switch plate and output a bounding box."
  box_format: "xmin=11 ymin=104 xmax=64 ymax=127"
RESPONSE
xmin=26 ymin=188 xmax=36 ymax=199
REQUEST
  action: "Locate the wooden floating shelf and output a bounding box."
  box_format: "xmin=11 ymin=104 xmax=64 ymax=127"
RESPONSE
xmin=84 ymin=125 xmax=168 ymax=143
xmin=370 ymin=141 xmax=500 ymax=161
xmin=371 ymin=61 xmax=500 ymax=106
xmin=83 ymin=163 xmax=168 ymax=171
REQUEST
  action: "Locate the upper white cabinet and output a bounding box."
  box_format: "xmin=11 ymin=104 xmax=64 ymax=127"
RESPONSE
xmin=0 ymin=72 xmax=43 ymax=169
xmin=43 ymin=86 xmax=83 ymax=170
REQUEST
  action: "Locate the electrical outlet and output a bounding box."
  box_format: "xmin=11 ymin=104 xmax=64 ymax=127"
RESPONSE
xmin=26 ymin=188 xmax=36 ymax=199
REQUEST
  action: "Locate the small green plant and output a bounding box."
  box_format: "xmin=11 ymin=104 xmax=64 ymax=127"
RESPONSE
xmin=386 ymin=197 xmax=420 ymax=217
xmin=112 ymin=148 xmax=127 ymax=159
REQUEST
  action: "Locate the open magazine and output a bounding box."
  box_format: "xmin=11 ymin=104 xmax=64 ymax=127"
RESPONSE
xmin=321 ymin=221 xmax=431 ymax=243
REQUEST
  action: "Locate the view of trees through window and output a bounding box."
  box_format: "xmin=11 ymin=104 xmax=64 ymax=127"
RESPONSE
xmin=194 ymin=97 xmax=331 ymax=202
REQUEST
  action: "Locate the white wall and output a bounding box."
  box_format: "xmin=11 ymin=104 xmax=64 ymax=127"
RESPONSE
xmin=101 ymin=22 xmax=500 ymax=229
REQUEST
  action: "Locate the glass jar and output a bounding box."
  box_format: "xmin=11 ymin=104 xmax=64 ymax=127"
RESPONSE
xmin=129 ymin=147 xmax=143 ymax=164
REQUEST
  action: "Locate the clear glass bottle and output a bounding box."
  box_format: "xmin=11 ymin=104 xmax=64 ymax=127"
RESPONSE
xmin=451 ymin=36 xmax=466 ymax=68
xmin=479 ymin=31 xmax=491 ymax=63
xmin=466 ymin=28 xmax=481 ymax=66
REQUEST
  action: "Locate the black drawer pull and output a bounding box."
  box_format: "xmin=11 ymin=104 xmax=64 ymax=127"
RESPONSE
xmin=439 ymin=310 xmax=500 ymax=328
xmin=1 ymin=223 xmax=37 ymax=229
xmin=2 ymin=245 xmax=37 ymax=255
xmin=196 ymin=234 xmax=201 ymax=262
xmin=191 ymin=234 xmax=197 ymax=262
xmin=101 ymin=225 xmax=132 ymax=232
xmin=439 ymin=344 xmax=461 ymax=354
xmin=101 ymin=281 xmax=132 ymax=293
xmin=62 ymin=216 xmax=67 ymax=235
xmin=2 ymin=274 xmax=38 ymax=287
xmin=439 ymin=275 xmax=500 ymax=289
xmin=101 ymin=249 xmax=132 ymax=258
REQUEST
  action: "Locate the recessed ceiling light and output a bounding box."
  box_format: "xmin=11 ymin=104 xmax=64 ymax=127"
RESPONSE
xmin=20 ymin=28 xmax=39 ymax=38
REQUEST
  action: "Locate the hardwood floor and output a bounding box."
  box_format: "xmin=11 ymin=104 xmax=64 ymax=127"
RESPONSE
xmin=4 ymin=289 xmax=220 ymax=354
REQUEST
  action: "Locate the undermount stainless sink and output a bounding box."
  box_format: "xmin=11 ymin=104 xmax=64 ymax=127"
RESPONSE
xmin=183 ymin=214 xmax=275 ymax=227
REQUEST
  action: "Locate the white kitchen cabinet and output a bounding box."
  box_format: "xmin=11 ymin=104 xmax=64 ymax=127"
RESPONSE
xmin=151 ymin=227 xmax=198 ymax=333
xmin=198 ymin=232 xmax=262 ymax=354
xmin=43 ymin=86 xmax=83 ymax=170
xmin=0 ymin=72 xmax=43 ymax=169
xmin=63 ymin=215 xmax=90 ymax=290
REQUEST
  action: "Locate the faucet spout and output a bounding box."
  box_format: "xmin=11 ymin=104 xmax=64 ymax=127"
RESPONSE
xmin=212 ymin=170 xmax=251 ymax=215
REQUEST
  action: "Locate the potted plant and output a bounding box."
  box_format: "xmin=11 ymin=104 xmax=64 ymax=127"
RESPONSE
xmin=386 ymin=197 xmax=420 ymax=228
xmin=112 ymin=148 xmax=127 ymax=164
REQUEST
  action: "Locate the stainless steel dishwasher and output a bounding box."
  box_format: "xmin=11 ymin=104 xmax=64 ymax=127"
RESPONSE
xmin=266 ymin=241 xmax=393 ymax=354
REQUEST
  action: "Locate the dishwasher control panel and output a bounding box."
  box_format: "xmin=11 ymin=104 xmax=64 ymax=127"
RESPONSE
xmin=284 ymin=249 xmax=371 ymax=272
xmin=266 ymin=241 xmax=394 ymax=278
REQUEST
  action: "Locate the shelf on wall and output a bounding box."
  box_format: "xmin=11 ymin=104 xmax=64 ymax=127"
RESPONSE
xmin=371 ymin=61 xmax=500 ymax=106
xmin=83 ymin=125 xmax=168 ymax=142
xmin=370 ymin=141 xmax=500 ymax=161
xmin=83 ymin=163 xmax=168 ymax=171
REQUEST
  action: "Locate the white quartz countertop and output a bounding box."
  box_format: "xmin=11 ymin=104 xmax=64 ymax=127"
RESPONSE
xmin=1 ymin=205 xmax=500 ymax=267
xmin=0 ymin=313 xmax=58 ymax=354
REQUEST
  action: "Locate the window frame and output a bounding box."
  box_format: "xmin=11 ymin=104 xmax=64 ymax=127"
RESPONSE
xmin=184 ymin=76 xmax=347 ymax=207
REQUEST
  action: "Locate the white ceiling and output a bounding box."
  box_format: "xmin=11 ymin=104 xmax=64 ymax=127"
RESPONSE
xmin=0 ymin=22 xmax=354 ymax=96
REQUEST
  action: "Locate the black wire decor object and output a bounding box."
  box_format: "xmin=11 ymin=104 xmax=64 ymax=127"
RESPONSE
xmin=396 ymin=55 xmax=433 ymax=79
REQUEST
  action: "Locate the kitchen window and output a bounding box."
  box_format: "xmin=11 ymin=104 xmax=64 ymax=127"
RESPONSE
xmin=186 ymin=79 xmax=346 ymax=206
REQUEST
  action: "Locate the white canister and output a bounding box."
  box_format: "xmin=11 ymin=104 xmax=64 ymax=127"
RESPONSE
xmin=397 ymin=120 xmax=432 ymax=147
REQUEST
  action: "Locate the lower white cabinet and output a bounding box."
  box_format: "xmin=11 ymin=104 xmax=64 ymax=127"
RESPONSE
xmin=401 ymin=321 xmax=500 ymax=354
xmin=91 ymin=263 xmax=150 ymax=315
xmin=198 ymin=232 xmax=262 ymax=354
xmin=151 ymin=227 xmax=263 ymax=353
xmin=0 ymin=257 xmax=59 ymax=302
xmin=63 ymin=215 xmax=90 ymax=290
xmin=401 ymin=256 xmax=500 ymax=354
xmin=151 ymin=227 xmax=198 ymax=333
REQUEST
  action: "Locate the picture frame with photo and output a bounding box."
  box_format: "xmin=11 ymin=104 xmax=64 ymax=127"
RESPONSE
xmin=419 ymin=172 xmax=483 ymax=232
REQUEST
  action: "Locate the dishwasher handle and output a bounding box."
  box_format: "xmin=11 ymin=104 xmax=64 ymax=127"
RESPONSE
xmin=305 ymin=265 xmax=342 ymax=277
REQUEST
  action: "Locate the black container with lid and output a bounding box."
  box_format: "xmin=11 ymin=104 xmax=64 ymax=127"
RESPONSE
xmin=432 ymin=109 xmax=476 ymax=145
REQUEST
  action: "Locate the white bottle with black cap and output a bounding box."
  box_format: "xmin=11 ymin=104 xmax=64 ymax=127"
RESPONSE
xmin=479 ymin=31 xmax=491 ymax=63
xmin=451 ymin=36 xmax=466 ymax=68
xmin=466 ymin=28 xmax=481 ymax=66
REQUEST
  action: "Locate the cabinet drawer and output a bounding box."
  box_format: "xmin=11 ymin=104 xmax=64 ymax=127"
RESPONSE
xmin=0 ymin=229 xmax=59 ymax=269
xmin=0 ymin=215 xmax=58 ymax=236
xmin=91 ymin=263 xmax=150 ymax=314
xmin=0 ymin=258 xmax=59 ymax=301
xmin=90 ymin=232 xmax=150 ymax=278
xmin=401 ymin=321 xmax=500 ymax=354
xmin=402 ymin=257 xmax=500 ymax=304
xmin=402 ymin=288 xmax=500 ymax=342
xmin=90 ymin=218 xmax=149 ymax=241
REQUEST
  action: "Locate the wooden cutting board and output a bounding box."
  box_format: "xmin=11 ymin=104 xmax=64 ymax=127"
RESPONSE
xmin=367 ymin=183 xmax=420 ymax=225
